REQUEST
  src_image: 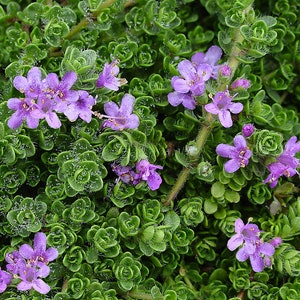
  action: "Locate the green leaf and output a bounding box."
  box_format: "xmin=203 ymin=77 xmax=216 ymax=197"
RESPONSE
xmin=211 ymin=182 xmax=225 ymax=198
xmin=204 ymin=198 xmax=218 ymax=214
xmin=164 ymin=211 xmax=180 ymax=231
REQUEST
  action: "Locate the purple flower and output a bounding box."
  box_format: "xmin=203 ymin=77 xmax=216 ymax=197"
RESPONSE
xmin=17 ymin=266 xmax=50 ymax=294
xmin=5 ymin=232 xmax=58 ymax=295
xmin=236 ymin=240 xmax=275 ymax=272
xmin=5 ymin=250 xmax=26 ymax=275
xmin=264 ymin=136 xmax=300 ymax=188
xmin=269 ymin=237 xmax=282 ymax=247
xmin=281 ymin=136 xmax=300 ymax=157
xmin=135 ymin=159 xmax=163 ymax=190
xmin=231 ymin=78 xmax=250 ymax=90
xmin=216 ymin=135 xmax=252 ymax=173
xmin=191 ymin=45 xmax=223 ymax=79
xmin=31 ymin=96 xmax=62 ymax=129
xmin=204 ymin=89 xmax=243 ymax=128
xmin=171 ymin=60 xmax=211 ymax=95
xmin=111 ymin=164 xmax=137 ymax=184
xmin=263 ymin=162 xmax=289 ymax=188
xmin=0 ymin=268 xmax=12 ymax=293
xmin=13 ymin=67 xmax=43 ymax=99
xmin=219 ymin=64 xmax=231 ymax=77
xmin=228 ymin=218 xmax=281 ymax=272
xmin=227 ymin=218 xmax=260 ymax=252
xmin=168 ymin=60 xmax=212 ymax=110
xmin=64 ymin=90 xmax=96 ymax=123
xmin=242 ymin=124 xmax=255 ymax=138
xmin=19 ymin=232 xmax=58 ymax=268
xmin=97 ymin=59 xmax=127 ymax=91
xmin=42 ymin=71 xmax=78 ymax=113
xmin=7 ymin=98 xmax=39 ymax=129
xmin=102 ymin=94 xmax=139 ymax=131
xmin=167 ymin=92 xmax=197 ymax=110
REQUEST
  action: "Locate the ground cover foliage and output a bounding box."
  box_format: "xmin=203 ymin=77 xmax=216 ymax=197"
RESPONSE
xmin=0 ymin=0 xmax=300 ymax=299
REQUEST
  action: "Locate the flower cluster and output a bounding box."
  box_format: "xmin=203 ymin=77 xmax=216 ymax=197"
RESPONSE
xmin=263 ymin=136 xmax=300 ymax=188
xmin=216 ymin=129 xmax=300 ymax=190
xmin=227 ymin=218 xmax=282 ymax=272
xmin=7 ymin=67 xmax=96 ymax=129
xmin=112 ymin=159 xmax=163 ymax=190
xmin=7 ymin=61 xmax=139 ymax=132
xmin=1 ymin=232 xmax=58 ymax=294
xmin=167 ymin=46 xmax=223 ymax=110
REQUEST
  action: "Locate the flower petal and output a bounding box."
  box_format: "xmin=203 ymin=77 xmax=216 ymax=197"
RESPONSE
xmin=236 ymin=247 xmax=249 ymax=262
xmin=227 ymin=234 xmax=243 ymax=251
xmin=177 ymin=60 xmax=196 ymax=81
xmin=61 ymin=71 xmax=77 ymax=90
xmin=34 ymin=232 xmax=47 ymax=253
xmin=45 ymin=247 xmax=59 ymax=262
xmin=224 ymin=158 xmax=240 ymax=173
xmin=216 ymin=144 xmax=236 ymax=158
xmin=33 ymin=279 xmax=51 ymax=294
xmin=8 ymin=112 xmax=24 ymax=129
xmin=126 ymin=114 xmax=140 ymax=129
xmin=218 ymin=110 xmax=233 ymax=128
xmin=249 ymin=253 xmax=264 ymax=272
xmin=205 ymin=45 xmax=223 ymax=65
xmin=19 ymin=244 xmax=34 ymax=259
xmin=204 ymin=103 xmax=219 ymax=114
xmin=171 ymin=77 xmax=190 ymax=93
xmin=235 ymin=218 xmax=245 ymax=233
xmin=259 ymin=242 xmax=275 ymax=256
xmin=45 ymin=112 xmax=61 ymax=129
xmin=104 ymin=101 xmax=119 ymax=116
xmin=181 ymin=94 xmax=196 ymax=110
xmin=229 ymin=102 xmax=243 ymax=114
xmin=119 ymin=94 xmax=135 ymax=116
xmin=233 ymin=135 xmax=247 ymax=149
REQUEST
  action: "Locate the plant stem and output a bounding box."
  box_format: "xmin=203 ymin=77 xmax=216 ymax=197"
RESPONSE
xmin=163 ymin=10 xmax=248 ymax=206
xmin=61 ymin=278 xmax=68 ymax=292
xmin=163 ymin=114 xmax=214 ymax=207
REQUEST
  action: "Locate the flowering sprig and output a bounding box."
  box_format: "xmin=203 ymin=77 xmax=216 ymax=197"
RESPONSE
xmin=3 ymin=232 xmax=58 ymax=294
xmin=263 ymin=136 xmax=300 ymax=188
xmin=228 ymin=218 xmax=281 ymax=272
xmin=112 ymin=159 xmax=163 ymax=190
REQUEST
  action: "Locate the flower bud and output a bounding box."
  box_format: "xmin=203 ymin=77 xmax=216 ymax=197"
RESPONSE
xmin=219 ymin=64 xmax=231 ymax=77
xmin=231 ymin=78 xmax=250 ymax=90
xmin=185 ymin=142 xmax=199 ymax=158
xmin=242 ymin=124 xmax=255 ymax=137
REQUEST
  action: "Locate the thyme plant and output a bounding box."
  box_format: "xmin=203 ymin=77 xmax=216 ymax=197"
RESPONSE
xmin=0 ymin=0 xmax=300 ymax=299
